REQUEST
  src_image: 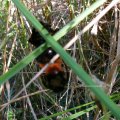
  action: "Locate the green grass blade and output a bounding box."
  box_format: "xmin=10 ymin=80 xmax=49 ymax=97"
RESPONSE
xmin=63 ymin=106 xmax=96 ymax=120
xmin=0 ymin=0 xmax=107 ymax=84
xmin=53 ymin=0 xmax=107 ymax=40
xmin=11 ymin=0 xmax=120 ymax=119
xmin=40 ymin=93 xmax=120 ymax=120
xmin=0 ymin=44 xmax=47 ymax=84
xmin=40 ymin=102 xmax=95 ymax=120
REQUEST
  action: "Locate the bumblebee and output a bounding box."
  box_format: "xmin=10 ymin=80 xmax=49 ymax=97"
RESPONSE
xmin=29 ymin=21 xmax=68 ymax=92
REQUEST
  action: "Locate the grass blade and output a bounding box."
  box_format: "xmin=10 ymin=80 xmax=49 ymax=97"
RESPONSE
xmin=10 ymin=0 xmax=120 ymax=119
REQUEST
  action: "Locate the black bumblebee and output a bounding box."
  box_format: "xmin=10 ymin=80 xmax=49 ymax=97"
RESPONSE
xmin=29 ymin=21 xmax=68 ymax=92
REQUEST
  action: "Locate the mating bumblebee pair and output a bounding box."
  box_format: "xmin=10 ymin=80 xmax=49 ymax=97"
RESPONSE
xmin=29 ymin=21 xmax=68 ymax=93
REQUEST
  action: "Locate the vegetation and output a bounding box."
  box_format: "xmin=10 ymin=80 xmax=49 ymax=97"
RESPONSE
xmin=0 ymin=0 xmax=120 ymax=119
